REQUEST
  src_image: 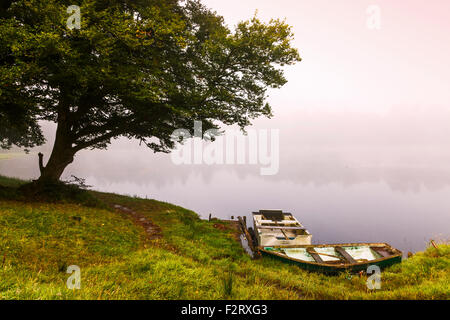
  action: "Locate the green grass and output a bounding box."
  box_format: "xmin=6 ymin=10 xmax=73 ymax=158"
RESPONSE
xmin=0 ymin=175 xmax=448 ymax=299
xmin=0 ymin=175 xmax=29 ymax=188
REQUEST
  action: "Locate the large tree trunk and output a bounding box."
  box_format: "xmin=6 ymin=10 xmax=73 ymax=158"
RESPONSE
xmin=36 ymin=118 xmax=75 ymax=184
xmin=37 ymin=149 xmax=74 ymax=183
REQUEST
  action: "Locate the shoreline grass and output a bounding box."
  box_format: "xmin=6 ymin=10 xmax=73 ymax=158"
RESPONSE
xmin=0 ymin=175 xmax=448 ymax=300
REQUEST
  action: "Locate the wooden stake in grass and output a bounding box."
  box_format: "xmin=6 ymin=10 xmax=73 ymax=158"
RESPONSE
xmin=430 ymin=240 xmax=440 ymax=255
xmin=430 ymin=240 xmax=438 ymax=249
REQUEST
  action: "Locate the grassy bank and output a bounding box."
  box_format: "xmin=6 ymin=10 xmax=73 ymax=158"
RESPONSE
xmin=0 ymin=175 xmax=448 ymax=299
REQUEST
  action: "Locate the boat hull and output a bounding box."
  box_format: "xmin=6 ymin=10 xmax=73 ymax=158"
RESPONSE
xmin=259 ymin=243 xmax=402 ymax=274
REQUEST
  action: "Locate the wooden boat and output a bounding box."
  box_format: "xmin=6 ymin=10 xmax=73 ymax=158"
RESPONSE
xmin=259 ymin=243 xmax=402 ymax=273
xmin=252 ymin=210 xmax=312 ymax=247
xmin=250 ymin=210 xmax=402 ymax=273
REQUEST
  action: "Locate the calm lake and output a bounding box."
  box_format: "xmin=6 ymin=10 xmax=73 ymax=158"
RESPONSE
xmin=1 ymin=111 xmax=449 ymax=255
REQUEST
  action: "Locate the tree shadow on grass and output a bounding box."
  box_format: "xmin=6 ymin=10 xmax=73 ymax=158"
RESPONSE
xmin=0 ymin=178 xmax=105 ymax=208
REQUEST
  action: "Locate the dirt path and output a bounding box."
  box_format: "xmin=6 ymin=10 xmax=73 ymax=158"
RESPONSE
xmin=113 ymin=204 xmax=162 ymax=240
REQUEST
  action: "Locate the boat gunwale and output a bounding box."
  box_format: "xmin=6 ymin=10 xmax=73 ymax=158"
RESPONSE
xmin=258 ymin=242 xmax=402 ymax=268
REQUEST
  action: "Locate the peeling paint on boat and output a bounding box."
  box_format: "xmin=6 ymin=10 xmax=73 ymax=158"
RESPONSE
xmin=261 ymin=243 xmax=403 ymax=273
xmin=252 ymin=210 xmax=312 ymax=247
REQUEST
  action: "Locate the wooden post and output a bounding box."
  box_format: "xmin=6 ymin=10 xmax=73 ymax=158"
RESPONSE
xmin=430 ymin=240 xmax=440 ymax=255
xmin=430 ymin=240 xmax=438 ymax=249
xmin=208 ymin=213 xmax=211 ymax=221
xmin=238 ymin=216 xmax=257 ymax=256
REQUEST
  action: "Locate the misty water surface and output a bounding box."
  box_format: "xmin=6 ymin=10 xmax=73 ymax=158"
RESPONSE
xmin=1 ymin=108 xmax=449 ymax=254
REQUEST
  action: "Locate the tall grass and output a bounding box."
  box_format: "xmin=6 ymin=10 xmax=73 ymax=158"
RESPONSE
xmin=0 ymin=176 xmax=448 ymax=299
xmin=222 ymin=271 xmax=234 ymax=298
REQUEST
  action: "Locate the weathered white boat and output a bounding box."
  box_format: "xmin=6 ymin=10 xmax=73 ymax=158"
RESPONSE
xmin=252 ymin=210 xmax=312 ymax=247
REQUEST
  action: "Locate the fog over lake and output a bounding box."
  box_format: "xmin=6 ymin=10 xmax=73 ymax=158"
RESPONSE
xmin=1 ymin=106 xmax=450 ymax=254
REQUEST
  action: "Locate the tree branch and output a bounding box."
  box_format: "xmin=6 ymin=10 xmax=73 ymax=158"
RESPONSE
xmin=73 ymin=130 xmax=119 ymax=152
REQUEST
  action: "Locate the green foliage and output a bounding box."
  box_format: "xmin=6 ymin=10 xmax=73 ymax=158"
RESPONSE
xmin=0 ymin=1 xmax=45 ymax=150
xmin=0 ymin=175 xmax=28 ymax=188
xmin=21 ymin=180 xmax=104 ymax=207
xmin=0 ymin=175 xmax=26 ymax=200
xmin=0 ymin=0 xmax=301 ymax=181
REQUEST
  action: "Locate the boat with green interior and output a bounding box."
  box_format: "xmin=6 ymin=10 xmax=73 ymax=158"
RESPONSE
xmin=260 ymin=243 xmax=402 ymax=273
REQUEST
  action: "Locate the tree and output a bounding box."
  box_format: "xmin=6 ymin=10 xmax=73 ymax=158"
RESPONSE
xmin=0 ymin=0 xmax=301 ymax=184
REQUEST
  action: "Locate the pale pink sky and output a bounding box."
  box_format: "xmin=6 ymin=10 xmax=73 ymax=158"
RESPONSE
xmin=203 ymin=0 xmax=450 ymax=115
